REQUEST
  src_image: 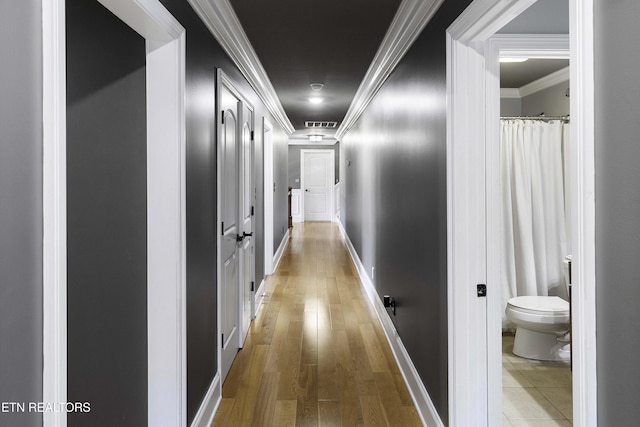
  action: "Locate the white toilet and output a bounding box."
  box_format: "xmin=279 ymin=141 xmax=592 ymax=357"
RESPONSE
xmin=505 ymin=256 xmax=572 ymax=361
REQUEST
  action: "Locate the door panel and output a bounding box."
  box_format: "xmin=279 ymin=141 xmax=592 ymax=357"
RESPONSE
xmin=219 ymin=82 xmax=240 ymax=382
xmin=221 ymin=254 xmax=238 ymax=352
xmin=240 ymin=104 xmax=254 ymax=343
xmin=303 ymin=151 xmax=333 ymax=221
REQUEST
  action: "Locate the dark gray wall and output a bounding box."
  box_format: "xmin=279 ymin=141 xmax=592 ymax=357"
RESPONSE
xmin=341 ymin=0 xmax=472 ymax=422
xmin=0 ymin=1 xmax=43 ymax=426
xmin=66 ymin=1 xmax=147 ymax=425
xmin=288 ymin=143 xmax=340 ymax=189
xmin=594 ymin=0 xmax=640 ymax=424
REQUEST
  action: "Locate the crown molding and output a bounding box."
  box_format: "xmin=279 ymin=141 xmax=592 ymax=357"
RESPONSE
xmin=335 ymin=0 xmax=444 ymax=140
xmin=518 ymin=65 xmax=570 ymax=97
xmin=288 ymin=139 xmax=338 ymax=146
xmin=187 ymin=0 xmax=295 ymax=134
xmin=495 ymin=34 xmax=570 ymax=99
xmin=500 ymin=88 xmax=521 ymax=98
xmin=491 ymin=34 xmax=570 ymax=58
xmin=500 ymin=66 xmax=570 ymax=99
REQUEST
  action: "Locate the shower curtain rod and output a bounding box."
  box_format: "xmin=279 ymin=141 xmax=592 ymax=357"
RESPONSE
xmin=501 ymin=115 xmax=570 ymax=122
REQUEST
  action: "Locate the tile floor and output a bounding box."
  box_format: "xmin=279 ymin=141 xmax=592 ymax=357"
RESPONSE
xmin=502 ymin=334 xmax=573 ymax=426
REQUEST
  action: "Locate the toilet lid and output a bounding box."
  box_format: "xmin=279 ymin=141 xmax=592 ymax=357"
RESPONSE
xmin=507 ymin=296 xmax=569 ymax=314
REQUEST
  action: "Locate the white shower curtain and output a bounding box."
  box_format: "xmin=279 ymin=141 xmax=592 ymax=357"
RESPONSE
xmin=500 ymin=119 xmax=570 ymax=326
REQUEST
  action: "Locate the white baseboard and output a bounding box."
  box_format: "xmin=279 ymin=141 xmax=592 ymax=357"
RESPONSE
xmin=189 ymin=373 xmax=221 ymax=427
xmin=337 ymin=222 xmax=444 ymax=427
xmin=272 ymin=230 xmax=290 ymax=273
xmin=291 ymin=189 xmax=302 ymax=223
xmin=254 ymin=278 xmax=266 ymax=314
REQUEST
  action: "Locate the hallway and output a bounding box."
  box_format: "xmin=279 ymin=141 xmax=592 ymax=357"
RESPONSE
xmin=212 ymin=222 xmax=422 ymax=426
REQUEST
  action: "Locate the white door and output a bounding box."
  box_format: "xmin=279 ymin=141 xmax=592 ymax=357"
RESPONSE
xmin=218 ymin=71 xmax=256 ymax=381
xmin=301 ymin=150 xmax=334 ymax=221
xmin=219 ymin=77 xmax=241 ymax=382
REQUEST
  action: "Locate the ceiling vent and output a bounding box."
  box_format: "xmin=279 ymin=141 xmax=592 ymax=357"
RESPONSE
xmin=305 ymin=121 xmax=337 ymax=128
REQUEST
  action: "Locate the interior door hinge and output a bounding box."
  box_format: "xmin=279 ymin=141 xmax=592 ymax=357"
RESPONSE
xmin=221 ymin=111 xmax=225 ymax=125
xmin=251 ymin=205 xmax=255 ymax=216
xmin=250 ymin=130 xmax=254 ymax=141
xmin=251 ymin=281 xmax=255 ymax=292
xmin=221 ymin=333 xmax=224 ymax=348
xmin=221 ymin=222 xmax=224 ymax=235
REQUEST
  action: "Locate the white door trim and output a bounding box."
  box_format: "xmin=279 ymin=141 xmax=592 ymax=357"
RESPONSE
xmin=300 ymin=149 xmax=335 ymax=222
xmin=568 ymin=1 xmax=597 ymax=424
xmin=446 ymin=1 xmax=596 ymax=426
xmin=42 ymin=1 xmax=67 ymax=425
xmin=43 ymin=1 xmax=187 ymax=425
xmin=263 ymin=118 xmax=274 ymax=275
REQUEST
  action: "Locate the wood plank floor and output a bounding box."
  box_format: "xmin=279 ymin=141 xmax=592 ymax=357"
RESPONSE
xmin=212 ymin=222 xmax=422 ymax=427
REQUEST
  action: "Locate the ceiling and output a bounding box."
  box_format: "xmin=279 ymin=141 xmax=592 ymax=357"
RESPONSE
xmin=498 ymin=0 xmax=569 ymax=89
xmin=500 ymin=59 xmax=569 ymax=88
xmin=225 ymin=0 xmax=568 ymax=140
xmin=228 ymin=0 xmax=402 ymax=141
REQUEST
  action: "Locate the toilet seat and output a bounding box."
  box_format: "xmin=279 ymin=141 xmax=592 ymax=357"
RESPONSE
xmin=507 ymin=296 xmax=569 ymax=315
xmin=506 ymin=295 xmax=571 ymax=361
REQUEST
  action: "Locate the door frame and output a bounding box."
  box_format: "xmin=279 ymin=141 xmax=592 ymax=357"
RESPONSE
xmin=263 ymin=118 xmax=274 ymax=274
xmin=43 ymin=0 xmax=187 ymax=425
xmin=446 ymin=0 xmax=596 ymax=426
xmin=300 ymin=149 xmax=335 ymax=222
xmin=216 ymin=69 xmax=256 ymax=382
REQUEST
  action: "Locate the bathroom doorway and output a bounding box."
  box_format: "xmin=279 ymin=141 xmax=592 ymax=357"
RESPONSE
xmin=496 ymin=34 xmax=573 ymax=424
xmin=446 ymin=0 xmax=596 ymax=425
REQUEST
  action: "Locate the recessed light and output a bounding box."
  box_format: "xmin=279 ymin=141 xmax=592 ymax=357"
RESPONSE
xmin=310 ymin=83 xmax=324 ymax=92
xmin=308 ymin=97 xmax=324 ymax=104
xmin=500 ymin=57 xmax=528 ymax=63
xmin=309 ymin=135 xmax=323 ymax=142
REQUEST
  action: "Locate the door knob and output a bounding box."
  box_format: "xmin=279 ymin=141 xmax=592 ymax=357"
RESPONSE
xmin=243 ymin=232 xmax=253 ymax=237
xmin=236 ymin=234 xmax=244 ymax=242
xmin=305 ymin=189 xmax=309 ymax=192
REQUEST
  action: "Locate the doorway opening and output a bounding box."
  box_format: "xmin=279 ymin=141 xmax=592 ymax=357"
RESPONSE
xmin=300 ymin=149 xmax=335 ymax=222
xmin=447 ymin=0 xmax=596 ymax=425
xmin=43 ymin=0 xmax=186 ymax=425
xmin=492 ymin=34 xmax=572 ymax=424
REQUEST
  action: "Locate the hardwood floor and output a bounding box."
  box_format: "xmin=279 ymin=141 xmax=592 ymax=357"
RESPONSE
xmin=212 ymin=222 xmax=422 ymax=427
